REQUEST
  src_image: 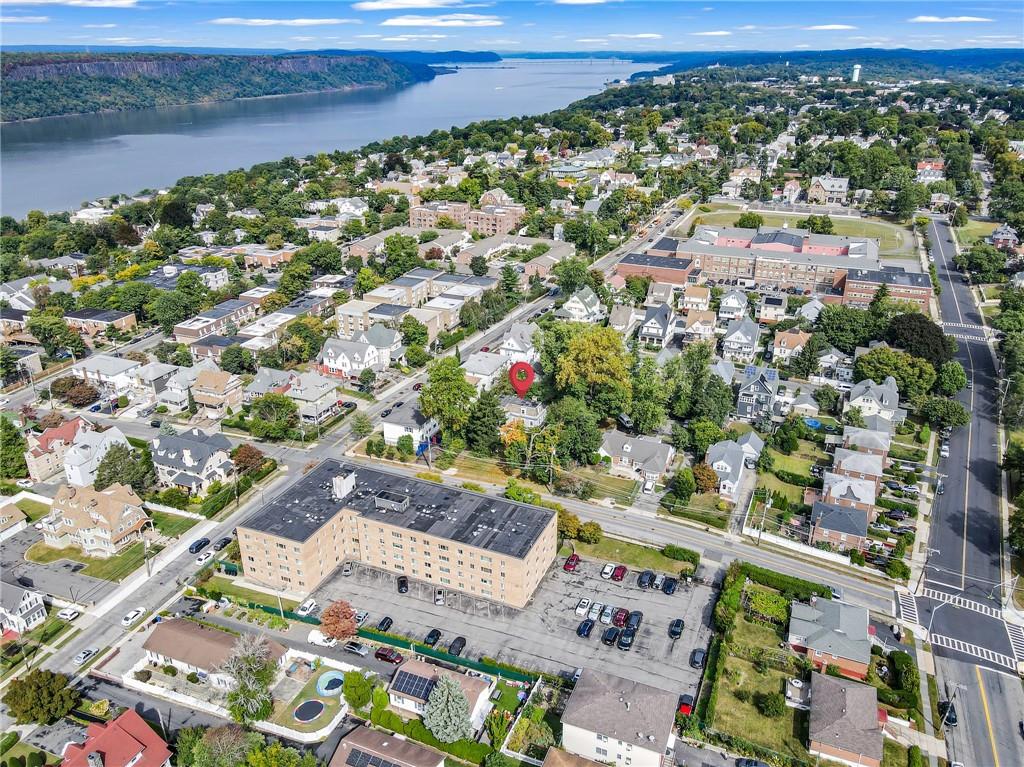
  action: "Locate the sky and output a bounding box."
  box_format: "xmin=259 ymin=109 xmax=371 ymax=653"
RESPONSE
xmin=1 ymin=0 xmax=1022 ymax=52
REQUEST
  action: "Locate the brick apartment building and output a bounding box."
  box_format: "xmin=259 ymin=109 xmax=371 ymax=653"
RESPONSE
xmin=64 ymin=308 xmax=137 ymax=336
xmin=173 ymin=299 xmax=258 ymax=343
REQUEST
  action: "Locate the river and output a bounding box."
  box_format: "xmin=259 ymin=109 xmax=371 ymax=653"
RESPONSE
xmin=0 ymin=59 xmax=642 ymax=219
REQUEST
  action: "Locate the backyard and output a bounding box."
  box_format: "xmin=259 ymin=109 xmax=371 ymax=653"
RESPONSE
xmin=25 ymin=540 xmax=157 ymax=581
xmin=150 ymin=510 xmax=199 ymax=538
xmin=14 ymin=498 xmax=51 ymax=522
xmin=269 ymin=666 xmax=345 ymax=734
xmin=505 ymin=683 xmax=565 ymax=761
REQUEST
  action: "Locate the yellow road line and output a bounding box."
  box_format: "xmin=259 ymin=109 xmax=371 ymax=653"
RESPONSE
xmin=976 ymin=664 xmax=1001 ymax=767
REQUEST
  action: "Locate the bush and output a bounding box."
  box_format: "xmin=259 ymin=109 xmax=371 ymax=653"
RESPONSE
xmin=755 ymin=692 xmax=785 ymax=717
xmin=26 ymin=752 xmax=43 ymax=767
xmin=0 ymin=732 xmax=19 ymax=756
xmin=163 ymin=665 xmax=178 ymax=677
xmin=772 ymin=468 xmax=820 ymax=488
xmin=917 ymin=426 xmax=930 ymax=444
xmin=186 ymin=672 xmax=200 ymax=684
xmin=661 ymin=544 xmax=700 ymax=566
xmin=886 ymin=559 xmax=911 ymax=581
xmin=134 ymin=670 xmax=152 ymax=683
xmin=908 ymin=745 xmax=924 ymax=767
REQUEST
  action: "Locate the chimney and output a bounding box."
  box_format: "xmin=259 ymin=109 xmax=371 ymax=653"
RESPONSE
xmin=87 ymin=754 xmax=103 ymax=767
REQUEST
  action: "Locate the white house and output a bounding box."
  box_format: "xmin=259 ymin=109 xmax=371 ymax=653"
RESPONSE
xmin=706 ymin=433 xmax=763 ymax=501
xmin=381 ymin=401 xmax=439 ymax=447
xmin=557 ymin=286 xmax=605 ymax=323
xmin=353 ymin=324 xmax=402 ymax=369
xmin=721 ymin=317 xmax=761 ymax=362
xmin=64 ymin=426 xmax=129 ymax=487
xmin=319 ymin=338 xmax=382 ymax=382
xmin=0 ymin=584 xmax=47 ymax=635
xmin=71 ymin=355 xmax=142 ymax=397
xmin=717 ymin=289 xmax=749 ymax=322
xmin=845 ymin=376 xmax=903 ymax=424
xmin=461 ymin=351 xmax=509 ymax=392
xmin=498 ymin=322 xmax=540 ymax=364
xmin=599 ymin=431 xmax=676 ymax=483
xmin=388 ymin=659 xmax=494 ymax=733
xmin=636 ymin=304 xmax=675 ymax=349
xmin=500 ymin=397 xmax=548 ymax=428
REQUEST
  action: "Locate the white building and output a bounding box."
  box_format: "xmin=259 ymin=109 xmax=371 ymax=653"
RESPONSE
xmin=0 ymin=584 xmax=47 ymax=635
xmin=70 ymin=355 xmax=142 ymax=396
xmin=381 ymin=401 xmax=439 ymax=447
xmin=64 ymin=426 xmax=129 ymax=487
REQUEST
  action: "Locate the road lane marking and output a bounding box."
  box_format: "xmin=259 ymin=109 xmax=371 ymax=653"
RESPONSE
xmin=931 ymin=634 xmax=1017 ymax=670
xmin=922 ymin=588 xmax=1002 ymax=619
xmin=896 ymin=590 xmax=920 ymax=625
xmin=1005 ymin=622 xmax=1024 ymax=664
xmin=976 ymin=664 xmax=1002 ymax=767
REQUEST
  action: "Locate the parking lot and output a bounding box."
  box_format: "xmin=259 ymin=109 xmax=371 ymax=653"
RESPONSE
xmin=313 ymin=554 xmax=716 ymax=694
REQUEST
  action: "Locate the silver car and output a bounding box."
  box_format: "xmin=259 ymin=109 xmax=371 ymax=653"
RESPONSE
xmin=599 ymin=604 xmax=615 ymax=625
xmin=587 ymin=601 xmax=604 ymax=621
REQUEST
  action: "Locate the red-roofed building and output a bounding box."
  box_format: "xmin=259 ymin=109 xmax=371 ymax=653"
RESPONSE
xmin=23 ymin=417 xmax=92 ymax=482
xmin=62 ymin=710 xmax=171 ymax=767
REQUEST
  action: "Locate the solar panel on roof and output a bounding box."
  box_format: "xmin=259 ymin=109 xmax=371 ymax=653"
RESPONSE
xmin=765 ymin=369 xmax=777 ymax=381
xmin=391 ymin=670 xmax=433 ymax=700
xmin=345 ymin=749 xmax=404 ymax=767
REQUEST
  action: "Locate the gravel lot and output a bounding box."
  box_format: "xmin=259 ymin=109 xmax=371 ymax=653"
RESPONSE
xmin=313 ymin=554 xmax=715 ymax=695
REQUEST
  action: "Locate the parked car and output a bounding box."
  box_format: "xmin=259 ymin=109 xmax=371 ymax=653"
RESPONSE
xmin=678 ymin=694 xmax=694 ymax=717
xmin=626 ymin=610 xmax=643 ymax=630
xmin=662 ymin=576 xmax=678 ymax=595
xmin=150 ymin=419 xmax=162 ymax=428
xmin=884 ymin=480 xmax=902 ymax=491
xmin=669 ymin=618 xmax=684 ymax=639
xmin=15 ymin=479 xmax=32 ymax=489
xmin=575 ymin=598 xmax=591 ymax=617
xmin=449 ymin=636 xmax=467 ymax=656
xmin=690 ymin=648 xmax=707 ymax=669
xmin=600 ymin=563 xmax=615 ymax=579
xmin=397 ymin=576 xmax=409 ymax=594
xmin=355 ymin=610 xmax=369 ymax=627
xmin=434 ymin=588 xmax=445 ymax=606
xmin=381 ymin=409 xmax=392 ymax=418
xmin=195 ymin=551 xmax=213 ymax=566
xmin=936 ymin=482 xmax=945 ymax=494
xmin=121 ymin=608 xmax=145 ymax=628
xmin=638 ymin=570 xmax=655 ymax=588
xmin=652 ymin=573 xmax=665 ymax=591
xmin=343 ymin=641 xmax=369 ymax=657
xmin=886 ymin=510 xmax=909 ymax=522
xmin=213 ymin=537 xmax=232 ymax=551
xmin=57 ymin=608 xmax=80 ymax=621
xmin=413 ymin=382 xmax=423 ymax=391
xmin=736 ymin=760 xmax=770 ymax=767
xmin=611 ymin=565 xmax=627 ymax=582
xmin=938 ymin=700 xmax=958 ymax=727
xmin=563 ymin=554 xmax=581 ymax=573
xmin=577 ymin=619 xmax=595 ymax=638
xmin=296 ymin=599 xmax=318 ymax=617
xmin=73 ymin=648 xmax=98 ymax=666
xmin=423 ymin=628 xmax=442 ymax=647
xmin=308 ymin=629 xmax=337 ymax=648
xmin=613 ymin=608 xmax=629 ymax=628
xmin=599 ymin=604 xmax=615 ymax=625
xmin=617 ymin=627 xmax=637 ymax=651
xmin=89 ymin=404 xmax=102 ymax=412
xmin=871 ymin=523 xmax=893 ymax=533
xmin=377 ymin=616 xmax=393 ymax=632
xmin=188 ymin=538 xmax=210 ymax=554
xmin=375 ymin=647 xmax=404 ymax=664
xmin=342 ymin=562 xmax=354 ymax=576
xmin=587 ymin=602 xmax=603 ymax=621
xmin=601 ymin=627 xmax=620 ymax=646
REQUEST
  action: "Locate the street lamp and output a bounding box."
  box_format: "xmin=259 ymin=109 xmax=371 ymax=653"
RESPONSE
xmin=925 ymin=600 xmax=950 ymax=641
xmin=915 ymin=547 xmax=941 ymax=594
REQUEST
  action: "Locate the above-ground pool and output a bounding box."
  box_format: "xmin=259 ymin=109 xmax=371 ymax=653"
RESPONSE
xmin=316 ymin=670 xmax=345 ymax=696
xmin=293 ymin=699 xmax=326 ymax=723
xmin=803 ymin=417 xmax=822 ymax=430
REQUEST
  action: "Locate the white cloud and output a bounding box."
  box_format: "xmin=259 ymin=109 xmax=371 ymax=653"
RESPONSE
xmin=736 ymin=24 xmax=758 ymax=30
xmin=575 ymin=37 xmax=608 ymax=43
xmin=555 ymin=0 xmax=617 ymax=4
xmin=479 ymin=38 xmax=520 ymax=44
xmin=83 ymin=22 xmax=116 ymax=27
xmin=210 ymin=18 xmax=362 ymax=27
xmin=793 ymin=43 xmax=811 ymax=48
xmin=803 ymin=24 xmax=857 ymax=30
xmin=908 ymin=15 xmax=992 ymax=23
xmin=381 ymin=13 xmax=501 ymax=26
xmin=1 ymin=14 xmax=49 ymax=21
xmin=690 ymin=30 xmax=731 ymax=36
xmin=608 ymin=33 xmax=662 ymax=39
xmin=4 ymin=0 xmax=137 ymax=7
xmin=352 ymin=0 xmax=465 ymax=9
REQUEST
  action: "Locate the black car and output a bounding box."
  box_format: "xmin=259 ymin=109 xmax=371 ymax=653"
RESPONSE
xmin=668 ymin=618 xmax=684 ymax=638
xmin=577 ymin=619 xmax=595 ymax=638
xmin=449 ymin=636 xmax=467 ymax=656
xmin=736 ymin=760 xmax=771 ymax=767
xmin=638 ymin=570 xmax=655 ymax=589
xmin=213 ymin=537 xmax=232 ymax=551
xmin=394 ymin=401 xmax=404 ymax=408
xmin=886 ymin=510 xmax=909 ymax=522
xmin=601 ymin=626 xmax=620 ymax=646
xmin=397 ymin=576 xmax=409 ymax=594
xmin=150 ymin=419 xmax=161 ymax=428
xmin=938 ymin=700 xmax=958 ymax=727
xmin=377 ymin=616 xmax=393 ymax=633
xmin=626 ymin=610 xmax=643 ymax=630
xmin=617 ymin=627 xmax=636 ymax=651
xmin=424 ymin=629 xmax=441 ymax=646
xmin=381 ymin=408 xmax=393 ymax=418
xmin=690 ymin=648 xmax=707 ymax=669
xmin=188 ymin=538 xmax=210 ymax=554
xmin=662 ymin=577 xmax=678 ymax=595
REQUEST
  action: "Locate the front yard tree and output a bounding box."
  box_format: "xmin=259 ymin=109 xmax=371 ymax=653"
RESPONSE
xmin=673 ymin=467 xmax=696 ymax=504
xmin=352 ymin=412 xmax=374 ymax=439
xmin=693 ymin=462 xmax=718 ymax=494
xmin=65 ymin=382 xmax=100 ymax=407
xmin=854 ymin=346 xmax=936 ymax=401
xmin=552 ymin=257 xmax=589 ymax=294
xmin=917 ymin=396 xmax=971 ymax=429
xmin=466 ymin=389 xmax=504 ymax=456
xmin=232 ymin=444 xmax=265 ymax=473
xmin=358 ymin=367 xmax=377 ymax=393
xmin=629 ymin=358 xmax=667 ymax=434
xmin=320 ymin=600 xmax=357 ymax=641
xmin=400 ymin=315 xmax=429 ymax=348
xmin=689 ymin=419 xmax=725 ymax=460
xmin=249 ymin=393 xmax=298 ymax=440
xmin=545 ymin=397 xmax=601 ymax=465
xmin=342 ymin=670 xmax=373 ymax=710
xmin=886 ymin=313 xmax=956 ymax=369
xmin=220 ymin=634 xmax=275 ymax=725
xmin=423 ymin=675 xmax=472 ymax=743
xmin=2 ymin=669 xmax=80 ymax=724
xmin=420 ymin=357 xmax=476 ymax=439
xmin=936 ymin=361 xmax=968 ymax=396
xmin=555 ymin=326 xmax=632 ymax=419
xmin=469 ymin=255 xmax=489 ymax=276
xmin=94 ymin=443 xmax=156 ymax=495
xmin=0 ymin=417 xmax=28 ymax=479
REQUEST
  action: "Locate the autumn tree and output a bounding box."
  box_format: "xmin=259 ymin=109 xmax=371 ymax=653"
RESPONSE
xmin=320 ymin=600 xmax=358 ymax=641
xmin=232 ymin=444 xmax=265 ymax=473
xmin=693 ymin=463 xmax=719 ymax=494
xmin=555 ymin=325 xmax=632 ymax=419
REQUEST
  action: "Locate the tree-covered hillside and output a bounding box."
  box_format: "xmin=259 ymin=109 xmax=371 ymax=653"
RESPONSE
xmin=1 ymin=52 xmax=435 ymax=121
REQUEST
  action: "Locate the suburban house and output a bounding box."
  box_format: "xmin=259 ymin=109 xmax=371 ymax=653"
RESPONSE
xmin=0 ymin=503 xmax=28 ymax=542
xmin=388 ymin=659 xmax=493 ymax=732
xmin=758 ymin=294 xmax=788 ymax=324
xmin=679 ymin=284 xmax=711 ymax=313
xmin=151 ymin=429 xmax=233 ymax=495
xmin=70 ymin=355 xmax=141 ymax=396
xmin=560 ymin=669 xmax=677 ymax=767
xmin=156 ymin=359 xmax=219 ymax=411
xmin=645 ymin=282 xmax=674 ymax=307
xmin=845 ymin=377 xmax=904 ymax=426
xmin=244 ymin=367 xmax=294 ymax=404
xmin=820 ymin=472 xmax=876 ymax=514
xmin=0 ymin=584 xmax=47 ymax=635
xmin=717 ymin=289 xmax=749 ymax=321
xmin=64 ymin=426 xmax=129 ymax=487
xmin=500 ymin=397 xmax=548 ymax=429
xmin=806 ymin=175 xmax=849 ymax=206
xmin=191 ymin=369 xmax=243 ymax=421
xmin=706 ymin=433 xmax=763 ymax=501
xmin=721 ymin=317 xmax=761 ymax=362
xmin=735 ymin=366 xmax=781 ymax=422
xmin=807 ymin=673 xmax=883 ymax=767
xmin=812 ymin=346 xmax=855 ymax=388
xmin=809 ymin=501 xmax=869 ymax=552
xmin=831 ymin=448 xmax=884 ymax=481
xmin=636 ymin=304 xmax=675 ymax=348
xmin=557 ymin=286 xmax=605 ymax=323
xmin=287 ymin=371 xmax=342 ymax=424
xmin=787 ymin=598 xmax=872 ymax=679
xmin=132 ymin=362 xmax=180 ymax=399
xmin=608 ymin=305 xmax=641 ymax=336
xmin=353 ymin=324 xmax=403 ymax=368
xmin=990 ymin=223 xmax=1020 ymax=251
xmin=43 ymin=483 xmax=149 ymax=559
xmin=142 ymin=618 xmax=285 ymax=689
xmin=23 ymin=416 xmax=91 ymax=482
xmin=319 ymin=338 xmax=383 ymax=382
xmin=61 ymin=709 xmax=172 ymax=767
xmin=841 ymin=426 xmax=891 ymax=458
xmin=772 ymin=328 xmax=812 ymax=363
xmin=328 ymin=725 xmax=445 ymax=767
xmin=599 ymin=431 xmax=676 ymax=483
xmin=680 ymin=310 xmax=717 ymax=344
xmin=461 ymin=352 xmax=509 ymax=392
xmin=498 ymin=322 xmax=541 ymax=364
xmin=381 ymin=401 xmax=439 ymax=447
xmin=798 ymin=297 xmax=825 ymax=323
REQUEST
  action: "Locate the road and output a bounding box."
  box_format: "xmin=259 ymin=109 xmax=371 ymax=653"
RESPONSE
xmin=917 ymin=215 xmax=1024 ymax=767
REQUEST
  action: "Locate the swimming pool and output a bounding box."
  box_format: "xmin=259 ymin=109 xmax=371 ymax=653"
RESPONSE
xmin=316 ymin=669 xmax=345 ymax=696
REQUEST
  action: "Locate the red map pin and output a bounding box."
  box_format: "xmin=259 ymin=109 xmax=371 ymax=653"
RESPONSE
xmin=509 ymin=361 xmax=535 ymax=399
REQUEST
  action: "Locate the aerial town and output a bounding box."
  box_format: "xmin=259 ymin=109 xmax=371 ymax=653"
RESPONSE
xmin=1 ymin=8 xmax=1024 ymax=767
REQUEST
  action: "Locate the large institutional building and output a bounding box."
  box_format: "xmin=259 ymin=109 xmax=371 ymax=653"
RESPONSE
xmin=236 ymin=460 xmax=558 ymax=607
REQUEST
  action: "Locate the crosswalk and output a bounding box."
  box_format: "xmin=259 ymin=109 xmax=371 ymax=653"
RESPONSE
xmin=945 ymin=332 xmax=987 ymax=343
xmin=896 ymin=590 xmax=920 ymax=625
xmin=922 ymin=588 xmax=1004 ymax=619
xmin=941 ymin=322 xmax=986 ymax=331
xmin=930 ymin=634 xmax=1018 ymax=670
xmin=1005 ymin=623 xmax=1024 ymax=665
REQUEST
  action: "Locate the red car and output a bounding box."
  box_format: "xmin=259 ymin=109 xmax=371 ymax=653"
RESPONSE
xmin=480 ymin=346 xmax=490 ymax=352
xmin=611 ymin=565 xmax=627 ymax=582
xmin=563 ymin=554 xmax=580 ymax=573
xmin=413 ymin=382 xmax=423 ymax=391
xmin=612 ymin=608 xmax=629 ymax=628
xmin=677 ymin=694 xmax=694 ymax=717
xmin=374 ymin=647 xmax=404 ymax=664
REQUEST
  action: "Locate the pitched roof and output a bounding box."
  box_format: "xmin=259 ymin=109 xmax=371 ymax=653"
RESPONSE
xmin=329 ymin=726 xmax=445 ymax=767
xmin=848 ymin=377 xmax=900 ymax=409
xmin=724 ymin=316 xmax=759 ymax=345
xmin=599 ymin=431 xmax=674 ymax=474
xmin=62 ymin=709 xmax=171 ymax=767
xmin=0 ymin=503 xmax=27 ymax=535
xmin=561 ymin=669 xmax=677 ymax=754
xmin=542 ymin=751 xmax=603 ymax=767
xmin=28 ymin=417 xmax=87 ymax=457
xmin=356 ymin=323 xmax=401 ymax=349
xmin=842 ymin=426 xmax=891 ymax=452
xmin=810 ymin=501 xmax=868 ymax=537
xmin=194 ymin=369 xmax=236 ymax=395
xmin=808 ymin=673 xmax=883 ymax=762
xmin=142 ymin=618 xmax=284 ymax=671
xmin=789 ymin=598 xmax=871 ymax=664
xmin=51 ymin=483 xmax=146 ymax=538
xmin=389 ymin=658 xmax=489 ymax=705
xmin=832 ymin=448 xmax=884 ymax=477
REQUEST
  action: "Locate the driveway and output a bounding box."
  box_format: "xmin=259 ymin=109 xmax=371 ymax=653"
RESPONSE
xmin=0 ymin=527 xmax=115 ymax=604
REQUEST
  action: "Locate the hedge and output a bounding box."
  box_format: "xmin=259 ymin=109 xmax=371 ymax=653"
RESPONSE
xmin=890 ymin=650 xmax=920 ymax=709
xmin=662 ymin=544 xmax=701 ymax=566
xmin=908 ymin=745 xmax=924 ymax=767
xmin=0 ymin=732 xmax=18 ymax=756
xmin=771 ymin=469 xmax=822 ymax=489
xmin=877 ymin=497 xmax=918 ymax=516
xmin=126 ymin=436 xmax=149 ymax=449
xmin=698 ymin=635 xmax=725 ymax=725
xmin=737 ymin=562 xmax=832 ymax=601
xmin=370 ymin=704 xmax=493 ymax=764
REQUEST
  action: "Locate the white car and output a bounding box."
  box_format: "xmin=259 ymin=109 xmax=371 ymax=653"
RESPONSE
xmin=296 ymin=598 xmax=318 ymax=617
xmin=599 ymin=604 xmax=615 ymax=625
xmin=15 ymin=479 xmax=33 ymax=489
xmin=600 ymin=563 xmax=615 ymax=580
xmin=355 ymin=610 xmax=369 ymax=627
xmin=195 ymin=551 xmax=213 ymax=566
xmin=575 ymin=597 xmax=591 ymax=617
xmin=57 ymin=608 xmax=81 ymax=622
xmin=120 ymin=608 xmax=144 ymax=628
xmin=73 ymin=648 xmax=97 ymax=666
xmin=307 ymin=629 xmax=338 ymax=648
xmin=434 ymin=588 xmax=445 ymax=606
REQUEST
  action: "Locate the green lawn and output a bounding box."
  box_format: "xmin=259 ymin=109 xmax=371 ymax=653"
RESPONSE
xmin=150 ymin=510 xmax=199 ymax=538
xmin=269 ymin=668 xmax=344 ymax=733
xmin=881 ymin=739 xmax=910 ymax=767
xmin=2 ymin=742 xmax=60 ymax=765
xmin=204 ymin=575 xmax=299 ymax=611
xmin=732 ymin=615 xmax=785 ymax=650
xmin=575 ymin=466 xmax=639 ymax=505
xmin=15 ymin=498 xmax=51 ymax=522
xmin=562 ymin=536 xmax=697 ymax=576
xmin=661 ymin=491 xmax=731 ymax=529
xmin=25 ymin=541 xmax=155 ymax=581
xmin=692 ymin=211 xmax=912 ymax=254
xmin=955 ymin=219 xmax=997 ymax=246
xmin=756 ymin=473 xmax=805 ymax=505
xmin=982 ymin=285 xmax=1005 ymax=302
xmin=494 ymin=680 xmax=527 ymax=713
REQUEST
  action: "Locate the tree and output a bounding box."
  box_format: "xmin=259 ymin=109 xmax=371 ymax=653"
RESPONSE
xmin=693 ymin=462 xmax=718 ymax=494
xmin=400 ymin=315 xmax=429 ymax=348
xmin=469 ymin=255 xmax=489 ymax=277
xmin=64 ymin=382 xmax=100 ymax=407
xmin=190 ymin=726 xmax=261 ymax=767
xmin=423 ymin=675 xmax=472 ymax=743
xmin=220 ymin=345 xmax=255 ymax=375
xmin=1008 ymin=507 xmax=1024 ymax=555
xmin=935 ymin=360 xmax=968 ymax=396
xmin=812 ymin=384 xmax=841 ymax=415
xmin=352 ymin=412 xmax=373 ymax=439
xmin=689 ymin=419 xmax=725 ymax=460
xmin=674 ymin=467 xmax=696 ymax=504
xmin=735 ymin=212 xmax=763 ymax=229
xmin=553 ymin=258 xmax=590 ymax=294
xmin=397 ymin=434 xmax=415 ymax=458
xmin=406 ymin=344 xmax=429 ymax=368
xmin=342 ymin=670 xmax=373 ymax=710
xmin=249 ymin=393 xmax=298 ymax=440
xmin=578 ymin=520 xmax=602 ymax=544
xmin=26 ymin=312 xmax=84 ymax=358
xmin=756 ymin=692 xmax=785 ymax=718
xmin=420 ymin=357 xmax=476 ymax=438
xmin=151 ymin=290 xmax=196 ymax=333
xmin=855 ymin=346 xmax=936 ymax=400
xmin=94 ymin=443 xmax=156 ymax=495
xmin=557 ymin=509 xmax=581 ymax=540
xmin=0 ymin=418 xmax=28 ymax=479
xmin=555 ymin=325 xmax=632 ymax=419
xmin=629 ymin=358 xmax=667 ymax=434
xmin=320 ymin=600 xmax=358 ymax=641
xmin=172 ymin=727 xmax=206 ymax=767
xmin=219 ymin=634 xmax=275 ymax=724
xmin=546 ymin=397 xmax=601 ymax=465
xmin=381 ymin=233 xmax=425 ymax=280
xmin=815 ymin=304 xmax=881 ymax=355
xmin=354 ymin=267 xmax=383 ymax=297
xmin=917 ymin=396 xmax=970 ymax=429
xmin=278 ymin=261 xmax=312 ymax=299
xmin=466 ymin=389 xmax=505 ymax=456
xmin=2 ymin=669 xmax=80 ymax=724
xmin=245 ymin=741 xmax=317 ymax=767
xmin=358 ymin=367 xmax=377 ymax=393
xmin=886 ymin=313 xmax=955 ymax=369
xmin=232 ymin=444 xmax=265 ymax=473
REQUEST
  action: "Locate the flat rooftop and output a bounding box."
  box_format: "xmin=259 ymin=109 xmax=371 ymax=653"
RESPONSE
xmin=239 ymin=459 xmax=553 ymax=558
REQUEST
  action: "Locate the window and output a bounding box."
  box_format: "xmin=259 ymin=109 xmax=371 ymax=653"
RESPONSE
xmin=595 ymin=750 xmax=607 ymax=758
